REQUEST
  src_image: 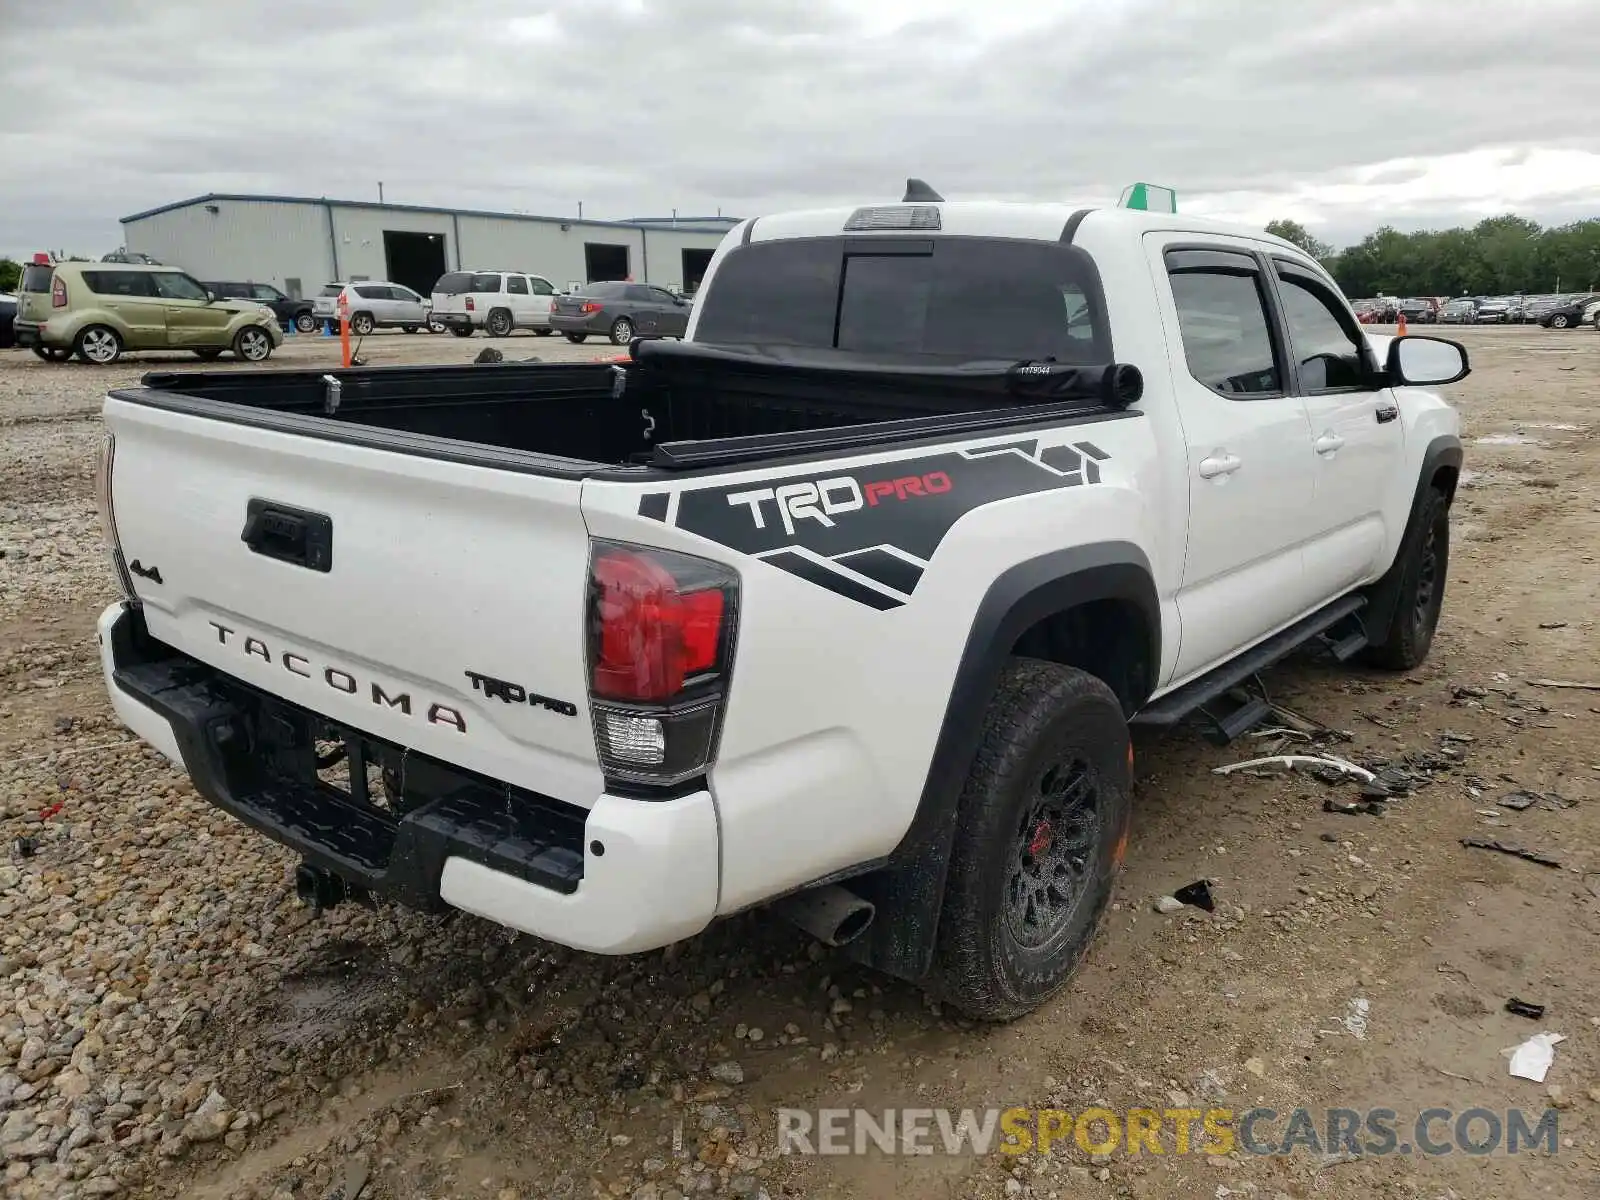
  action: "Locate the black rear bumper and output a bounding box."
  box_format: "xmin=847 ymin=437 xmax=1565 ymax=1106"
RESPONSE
xmin=108 ymin=606 xmax=587 ymax=906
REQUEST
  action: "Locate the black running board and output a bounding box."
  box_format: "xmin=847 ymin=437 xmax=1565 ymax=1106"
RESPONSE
xmin=1132 ymin=594 xmax=1368 ymax=730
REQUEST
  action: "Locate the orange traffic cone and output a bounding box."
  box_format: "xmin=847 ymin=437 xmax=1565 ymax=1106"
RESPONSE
xmin=1397 ymin=311 xmax=1408 ymax=336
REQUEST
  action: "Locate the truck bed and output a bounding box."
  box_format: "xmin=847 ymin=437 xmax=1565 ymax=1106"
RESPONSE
xmin=126 ymin=339 xmax=1139 ymax=476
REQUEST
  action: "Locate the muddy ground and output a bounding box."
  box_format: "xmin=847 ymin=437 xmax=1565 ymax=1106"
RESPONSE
xmin=1 ymin=326 xmax=1596 ymax=1200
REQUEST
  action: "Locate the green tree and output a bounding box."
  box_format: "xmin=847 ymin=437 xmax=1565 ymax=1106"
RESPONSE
xmin=1265 ymin=219 xmax=1335 ymax=261
xmin=0 ymin=259 xmax=20 ymax=293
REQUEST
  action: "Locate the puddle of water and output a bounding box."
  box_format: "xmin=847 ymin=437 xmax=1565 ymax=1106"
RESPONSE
xmin=1474 ymin=433 xmax=1544 ymax=447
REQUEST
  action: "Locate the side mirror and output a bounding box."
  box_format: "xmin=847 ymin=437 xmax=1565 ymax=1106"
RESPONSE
xmin=205 ymin=291 xmax=217 ymax=302
xmin=1386 ymin=335 xmax=1469 ymax=387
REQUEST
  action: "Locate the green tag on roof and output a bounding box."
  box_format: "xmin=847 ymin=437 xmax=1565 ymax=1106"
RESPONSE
xmin=1118 ymin=183 xmax=1177 ymax=213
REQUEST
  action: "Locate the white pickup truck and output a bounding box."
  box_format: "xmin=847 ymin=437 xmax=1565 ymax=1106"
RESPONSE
xmin=94 ymin=188 xmax=1466 ymax=1020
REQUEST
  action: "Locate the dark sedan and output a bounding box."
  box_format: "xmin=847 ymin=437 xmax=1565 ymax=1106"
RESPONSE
xmin=1541 ymin=294 xmax=1599 ymax=329
xmin=206 ymin=281 xmax=318 ymax=333
xmin=548 ymin=282 xmax=691 ymax=345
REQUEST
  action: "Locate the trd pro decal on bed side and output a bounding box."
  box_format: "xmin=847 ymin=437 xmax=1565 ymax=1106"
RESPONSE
xmin=636 ymin=440 xmax=1112 ymax=608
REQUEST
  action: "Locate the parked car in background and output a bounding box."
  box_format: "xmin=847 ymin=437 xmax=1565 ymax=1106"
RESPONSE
xmin=1438 ymin=299 xmax=1477 ymax=324
xmin=430 ymin=271 xmax=559 ymax=337
xmin=548 ymin=281 xmax=693 ymax=344
xmin=0 ymin=294 xmax=15 ymax=349
xmin=1540 ymin=294 xmax=1599 ymax=328
xmin=1396 ymin=298 xmax=1437 ymax=324
xmin=102 ymin=249 xmax=163 ymax=265
xmin=311 ymin=281 xmax=436 ymax=334
xmin=208 ymin=281 xmax=318 ymax=333
xmin=1474 ymin=298 xmax=1512 ymax=324
xmin=11 ymin=261 xmax=281 ymax=364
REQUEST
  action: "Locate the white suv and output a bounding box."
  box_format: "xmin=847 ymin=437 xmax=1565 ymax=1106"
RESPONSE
xmin=311 ymin=282 xmax=438 ymax=335
xmin=430 ymin=270 xmax=559 ymax=338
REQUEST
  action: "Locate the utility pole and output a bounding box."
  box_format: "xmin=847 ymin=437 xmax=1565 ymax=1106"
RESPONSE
xmin=578 ymin=201 xmax=584 ymax=221
xmin=378 ymin=181 xmax=385 ymax=204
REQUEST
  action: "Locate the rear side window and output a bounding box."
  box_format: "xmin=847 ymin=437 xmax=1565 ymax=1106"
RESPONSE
xmin=1166 ymin=251 xmax=1281 ymax=396
xmin=506 ymin=276 xmax=528 ymax=295
xmin=352 ymin=285 xmax=384 ymax=299
xmin=694 ymin=237 xmax=1109 ymax=363
xmin=22 ymin=265 xmax=54 ymax=293
xmin=82 ymin=271 xmax=156 ymax=298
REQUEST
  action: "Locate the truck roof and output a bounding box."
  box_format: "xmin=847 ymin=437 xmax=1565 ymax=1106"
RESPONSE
xmin=748 ymin=201 xmax=1306 ymax=255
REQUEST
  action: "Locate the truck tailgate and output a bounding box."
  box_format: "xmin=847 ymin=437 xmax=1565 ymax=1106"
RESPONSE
xmin=104 ymin=397 xmax=604 ymax=806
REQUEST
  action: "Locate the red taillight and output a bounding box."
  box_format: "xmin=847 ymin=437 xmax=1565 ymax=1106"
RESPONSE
xmin=587 ymin=541 xmax=739 ymax=786
xmin=580 ymin=302 xmax=602 ymax=314
xmin=51 ymin=277 xmax=67 ymax=308
xmin=465 ymin=296 xmax=475 ymax=311
xmin=591 ymin=549 xmax=727 ymax=701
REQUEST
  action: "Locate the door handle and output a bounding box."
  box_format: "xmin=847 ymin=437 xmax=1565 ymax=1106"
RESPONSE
xmin=1315 ymin=433 xmax=1345 ymax=455
xmin=1198 ymin=452 xmax=1242 ymax=479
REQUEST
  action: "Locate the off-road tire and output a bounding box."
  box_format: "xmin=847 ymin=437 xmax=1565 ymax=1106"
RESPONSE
xmin=450 ymin=326 xmax=475 ymax=338
xmin=1362 ymin=486 xmax=1449 ymax=670
xmin=932 ymin=659 xmax=1132 ymax=1022
xmin=486 ymin=309 xmax=514 ymax=337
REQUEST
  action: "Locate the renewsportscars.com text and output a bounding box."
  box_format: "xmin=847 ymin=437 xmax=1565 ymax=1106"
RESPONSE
xmin=776 ymin=1106 xmax=1560 ymax=1158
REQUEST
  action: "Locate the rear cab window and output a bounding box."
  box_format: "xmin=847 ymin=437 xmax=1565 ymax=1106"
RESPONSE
xmin=693 ymin=236 xmax=1110 ymax=364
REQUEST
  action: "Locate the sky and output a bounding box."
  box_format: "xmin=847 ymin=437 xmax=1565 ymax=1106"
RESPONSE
xmin=2 ymin=0 xmax=1598 ymax=260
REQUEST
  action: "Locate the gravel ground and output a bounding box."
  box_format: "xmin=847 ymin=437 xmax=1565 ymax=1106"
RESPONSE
xmin=1 ymin=327 xmax=1597 ymax=1200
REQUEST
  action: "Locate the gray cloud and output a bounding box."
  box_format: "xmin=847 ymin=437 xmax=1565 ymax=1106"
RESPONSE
xmin=2 ymin=0 xmax=1598 ymax=258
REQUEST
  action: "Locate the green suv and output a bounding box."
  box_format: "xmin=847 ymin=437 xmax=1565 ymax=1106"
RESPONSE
xmin=14 ymin=261 xmax=283 ymax=365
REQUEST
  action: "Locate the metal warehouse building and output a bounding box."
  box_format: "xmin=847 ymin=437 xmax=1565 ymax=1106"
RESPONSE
xmin=119 ymin=194 xmax=739 ymax=301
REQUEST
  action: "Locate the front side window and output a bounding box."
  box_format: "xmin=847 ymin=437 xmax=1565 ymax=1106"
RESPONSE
xmin=529 ymin=276 xmax=556 ymax=296
xmin=251 ymin=284 xmax=283 ymax=301
xmin=152 ymin=273 xmax=210 ymax=301
xmin=1166 ymin=259 xmax=1281 ymax=396
xmin=1275 ymin=268 xmax=1366 ymax=391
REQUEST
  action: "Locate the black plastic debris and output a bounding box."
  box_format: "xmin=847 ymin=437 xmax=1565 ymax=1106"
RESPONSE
xmin=1460 ymin=838 xmax=1563 ymax=869
xmin=1505 ymin=998 xmax=1546 ymax=1020
xmin=1326 ymin=799 xmax=1385 ymax=817
xmin=1173 ymin=880 xmax=1216 ymax=913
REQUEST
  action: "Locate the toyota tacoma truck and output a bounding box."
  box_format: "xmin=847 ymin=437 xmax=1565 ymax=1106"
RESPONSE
xmin=93 ymin=186 xmax=1466 ymax=1020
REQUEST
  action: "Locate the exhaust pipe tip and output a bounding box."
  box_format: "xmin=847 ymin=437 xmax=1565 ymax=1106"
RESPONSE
xmin=773 ymin=884 xmax=876 ymax=948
